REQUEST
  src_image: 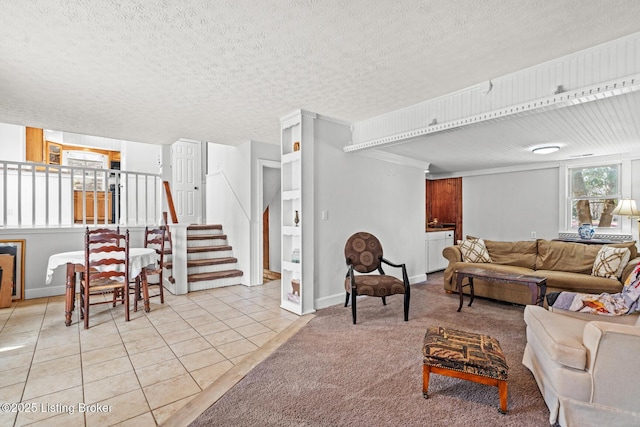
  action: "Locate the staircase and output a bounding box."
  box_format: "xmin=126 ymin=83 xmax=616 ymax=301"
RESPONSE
xmin=165 ymin=224 xmax=244 ymax=292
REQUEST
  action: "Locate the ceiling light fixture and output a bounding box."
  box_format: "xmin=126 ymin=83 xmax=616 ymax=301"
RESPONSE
xmin=532 ymin=145 xmax=560 ymax=155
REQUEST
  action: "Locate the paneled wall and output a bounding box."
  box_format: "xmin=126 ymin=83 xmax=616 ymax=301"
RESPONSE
xmin=426 ymin=177 xmax=462 ymax=242
xmin=351 ymin=32 xmax=640 ymax=147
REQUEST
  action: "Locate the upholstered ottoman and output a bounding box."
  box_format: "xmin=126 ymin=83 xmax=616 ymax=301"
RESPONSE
xmin=422 ymin=326 xmax=509 ymax=414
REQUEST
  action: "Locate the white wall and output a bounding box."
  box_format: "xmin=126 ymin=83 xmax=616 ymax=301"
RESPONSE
xmin=207 ymin=140 xmax=280 ymax=286
xmin=313 ymin=116 xmax=425 ymax=309
xmin=462 ymin=167 xmax=560 ymax=241
xmin=0 ymin=123 xmax=25 ymax=161
xmin=208 ymin=142 xmax=252 ymax=213
xmin=121 ymin=141 xmax=162 ymax=174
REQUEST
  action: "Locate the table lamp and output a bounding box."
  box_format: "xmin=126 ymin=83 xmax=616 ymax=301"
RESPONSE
xmin=612 ymin=198 xmax=640 ymax=241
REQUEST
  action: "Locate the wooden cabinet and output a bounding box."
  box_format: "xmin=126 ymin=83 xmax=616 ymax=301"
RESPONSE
xmin=74 ymin=191 xmax=112 ymax=223
xmin=47 ymin=142 xmax=62 ymax=165
xmin=25 ymin=127 xmax=45 ymax=163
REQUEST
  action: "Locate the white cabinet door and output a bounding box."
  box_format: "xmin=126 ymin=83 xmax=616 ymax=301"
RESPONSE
xmin=426 ymin=230 xmax=454 ymax=272
xmin=444 ymin=230 xmax=454 ymax=247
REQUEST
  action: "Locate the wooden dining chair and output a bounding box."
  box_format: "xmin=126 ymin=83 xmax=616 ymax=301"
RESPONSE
xmin=131 ymin=227 xmax=166 ymax=311
xmin=81 ymin=228 xmax=130 ymax=329
xmin=84 ymin=227 xmax=122 ymax=307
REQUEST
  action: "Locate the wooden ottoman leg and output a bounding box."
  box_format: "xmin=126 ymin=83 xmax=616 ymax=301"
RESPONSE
xmin=498 ymin=380 xmax=508 ymax=414
xmin=422 ymin=364 xmax=431 ymax=398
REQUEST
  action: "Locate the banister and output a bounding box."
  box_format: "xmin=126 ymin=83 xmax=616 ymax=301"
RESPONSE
xmin=0 ymin=159 xmax=162 ymax=228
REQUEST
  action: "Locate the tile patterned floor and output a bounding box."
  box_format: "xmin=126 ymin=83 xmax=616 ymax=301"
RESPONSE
xmin=0 ymin=279 xmax=297 ymax=426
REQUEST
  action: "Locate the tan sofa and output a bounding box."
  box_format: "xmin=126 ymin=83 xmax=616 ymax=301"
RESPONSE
xmin=442 ymin=239 xmax=640 ymax=306
xmin=523 ymin=305 xmax=640 ymax=425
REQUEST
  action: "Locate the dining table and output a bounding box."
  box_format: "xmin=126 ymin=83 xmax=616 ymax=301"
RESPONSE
xmin=46 ymin=247 xmax=157 ymax=326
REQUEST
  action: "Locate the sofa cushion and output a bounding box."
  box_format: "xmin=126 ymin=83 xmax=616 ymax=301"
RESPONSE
xmin=452 ymin=261 xmax=533 ymax=276
xmin=538 ymin=270 xmax=624 ymax=294
xmin=536 ymin=240 xmax=602 ymax=273
xmin=459 ymin=237 xmax=492 ymax=263
xmin=524 ymin=305 xmax=587 ymax=370
xmin=592 ymin=246 xmax=631 ymax=279
xmin=484 ymin=239 xmax=537 ymax=269
xmin=609 ymin=241 xmax=638 ymax=260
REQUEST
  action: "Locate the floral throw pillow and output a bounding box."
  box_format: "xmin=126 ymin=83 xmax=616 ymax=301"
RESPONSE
xmin=459 ymin=238 xmax=492 ymax=263
xmin=592 ymin=246 xmax=631 ymax=280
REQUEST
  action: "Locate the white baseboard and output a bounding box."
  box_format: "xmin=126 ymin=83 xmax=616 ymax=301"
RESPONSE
xmin=314 ymin=274 xmax=424 ymax=311
xmin=410 ymin=273 xmax=427 ymax=284
xmin=25 ymin=285 xmax=66 ymax=300
xmin=315 ymin=293 xmax=345 ymax=310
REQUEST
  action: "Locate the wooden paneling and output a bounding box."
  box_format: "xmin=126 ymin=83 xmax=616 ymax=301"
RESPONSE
xmin=263 ymin=206 xmax=270 ymax=269
xmin=351 ymin=33 xmax=640 ymax=145
xmin=426 ymin=178 xmax=462 ymax=242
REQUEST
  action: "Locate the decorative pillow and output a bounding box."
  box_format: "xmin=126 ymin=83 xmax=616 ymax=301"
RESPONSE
xmin=459 ymin=238 xmax=492 ymax=263
xmin=592 ymin=246 xmax=631 ymax=279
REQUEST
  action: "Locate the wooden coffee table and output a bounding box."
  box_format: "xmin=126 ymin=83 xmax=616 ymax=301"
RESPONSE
xmin=455 ymin=267 xmax=547 ymax=312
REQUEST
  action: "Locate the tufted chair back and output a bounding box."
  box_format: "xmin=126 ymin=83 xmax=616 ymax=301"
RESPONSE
xmin=344 ymin=232 xmax=384 ymax=273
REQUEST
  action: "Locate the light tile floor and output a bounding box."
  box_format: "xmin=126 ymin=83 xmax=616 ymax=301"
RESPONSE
xmin=0 ymin=279 xmax=297 ymax=426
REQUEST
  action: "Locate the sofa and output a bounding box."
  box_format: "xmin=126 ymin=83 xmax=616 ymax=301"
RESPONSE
xmin=442 ymin=238 xmax=640 ymax=306
xmin=523 ymin=304 xmax=640 ymax=425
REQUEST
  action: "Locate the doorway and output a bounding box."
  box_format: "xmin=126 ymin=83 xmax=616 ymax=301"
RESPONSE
xmin=259 ymin=161 xmax=281 ymax=283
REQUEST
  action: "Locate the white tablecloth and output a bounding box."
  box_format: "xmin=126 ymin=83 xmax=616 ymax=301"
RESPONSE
xmin=46 ymin=248 xmax=156 ymax=284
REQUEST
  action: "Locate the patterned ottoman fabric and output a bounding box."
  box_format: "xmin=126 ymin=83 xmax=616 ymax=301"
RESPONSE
xmin=423 ymin=326 xmax=508 ymax=380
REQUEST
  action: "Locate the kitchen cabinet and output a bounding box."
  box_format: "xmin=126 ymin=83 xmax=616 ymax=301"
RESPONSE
xmin=74 ymin=191 xmax=112 ymax=223
xmin=25 ymin=127 xmax=45 ymax=163
xmin=47 ymin=142 xmax=62 ymax=165
xmin=425 ymin=230 xmax=454 ymax=273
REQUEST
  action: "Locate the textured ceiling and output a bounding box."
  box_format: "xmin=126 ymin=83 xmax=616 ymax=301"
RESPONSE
xmin=1 ymin=1 xmax=640 ymax=172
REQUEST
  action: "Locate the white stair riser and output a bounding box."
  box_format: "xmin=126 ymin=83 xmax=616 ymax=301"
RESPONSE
xmin=188 ymin=263 xmax=238 ymax=275
xmin=187 ymin=229 xmax=224 ymax=236
xmin=187 ymin=239 xmax=228 ymax=248
xmin=188 ymin=276 xmax=242 ymax=291
xmin=187 ymin=250 xmax=234 ymax=260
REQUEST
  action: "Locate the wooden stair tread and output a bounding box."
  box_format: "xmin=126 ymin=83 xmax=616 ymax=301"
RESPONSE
xmin=187 ymin=245 xmax=232 ymax=253
xmin=187 ymin=224 xmax=222 ymax=231
xmin=187 ymin=234 xmax=227 ymax=240
xmin=165 ymin=257 xmax=237 ymax=269
xmin=188 ymin=269 xmax=243 ymax=282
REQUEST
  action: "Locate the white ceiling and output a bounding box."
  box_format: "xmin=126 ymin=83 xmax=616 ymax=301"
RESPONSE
xmin=1 ymin=1 xmax=640 ymax=173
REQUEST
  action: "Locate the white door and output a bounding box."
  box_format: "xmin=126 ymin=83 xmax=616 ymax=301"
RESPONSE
xmin=172 ymin=140 xmax=202 ymax=224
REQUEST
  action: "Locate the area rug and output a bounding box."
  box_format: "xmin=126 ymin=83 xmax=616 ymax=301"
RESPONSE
xmin=190 ymin=275 xmax=549 ymax=426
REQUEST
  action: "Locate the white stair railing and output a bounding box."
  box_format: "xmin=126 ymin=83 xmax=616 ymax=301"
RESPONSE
xmin=0 ymin=160 xmax=162 ymax=228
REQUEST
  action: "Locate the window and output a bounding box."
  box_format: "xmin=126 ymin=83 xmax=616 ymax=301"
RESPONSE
xmin=568 ymin=164 xmax=620 ymax=229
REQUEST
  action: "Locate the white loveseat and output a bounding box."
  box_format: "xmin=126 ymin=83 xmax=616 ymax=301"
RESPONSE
xmin=522 ymin=305 xmax=640 ymax=426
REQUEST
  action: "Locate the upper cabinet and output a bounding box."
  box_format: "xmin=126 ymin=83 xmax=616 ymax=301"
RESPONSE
xmin=47 ymin=141 xmax=62 ymax=165
xmin=25 ymin=127 xmax=45 ymax=163
xmin=25 ymin=127 xmax=120 ymax=167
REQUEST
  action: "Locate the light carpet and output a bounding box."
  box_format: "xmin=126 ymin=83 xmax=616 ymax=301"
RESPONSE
xmin=190 ymin=275 xmax=549 ymax=426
